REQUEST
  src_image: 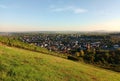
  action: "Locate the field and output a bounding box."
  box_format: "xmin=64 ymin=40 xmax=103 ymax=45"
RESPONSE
xmin=0 ymin=44 xmax=120 ymax=81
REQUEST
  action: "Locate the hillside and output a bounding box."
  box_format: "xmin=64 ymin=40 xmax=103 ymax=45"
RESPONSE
xmin=0 ymin=44 xmax=120 ymax=81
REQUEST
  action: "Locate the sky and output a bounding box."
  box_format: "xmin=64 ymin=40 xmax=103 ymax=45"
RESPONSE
xmin=0 ymin=0 xmax=120 ymax=32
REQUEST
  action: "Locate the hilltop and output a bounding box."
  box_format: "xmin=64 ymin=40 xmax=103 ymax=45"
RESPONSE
xmin=0 ymin=44 xmax=120 ymax=81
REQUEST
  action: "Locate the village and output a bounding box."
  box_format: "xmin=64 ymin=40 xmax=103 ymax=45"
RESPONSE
xmin=19 ymin=33 xmax=120 ymax=55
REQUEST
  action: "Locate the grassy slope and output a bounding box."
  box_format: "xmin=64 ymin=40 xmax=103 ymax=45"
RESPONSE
xmin=0 ymin=45 xmax=120 ymax=81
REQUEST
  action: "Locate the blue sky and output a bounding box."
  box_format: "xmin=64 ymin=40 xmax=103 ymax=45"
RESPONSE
xmin=0 ymin=0 xmax=120 ymax=32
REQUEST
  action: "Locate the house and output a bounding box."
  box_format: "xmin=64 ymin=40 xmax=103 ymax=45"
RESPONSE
xmin=113 ymin=44 xmax=119 ymax=49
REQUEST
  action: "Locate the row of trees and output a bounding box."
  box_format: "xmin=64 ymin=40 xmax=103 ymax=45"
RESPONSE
xmin=75 ymin=49 xmax=120 ymax=64
xmin=72 ymin=48 xmax=120 ymax=72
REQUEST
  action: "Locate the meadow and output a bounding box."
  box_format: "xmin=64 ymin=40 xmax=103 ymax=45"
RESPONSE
xmin=0 ymin=44 xmax=120 ymax=81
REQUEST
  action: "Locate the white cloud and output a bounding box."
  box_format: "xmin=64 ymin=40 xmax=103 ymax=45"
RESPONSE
xmin=74 ymin=8 xmax=87 ymax=14
xmin=52 ymin=8 xmax=66 ymax=12
xmin=0 ymin=4 xmax=7 ymax=8
xmin=96 ymin=10 xmax=111 ymax=16
xmin=51 ymin=6 xmax=87 ymax=14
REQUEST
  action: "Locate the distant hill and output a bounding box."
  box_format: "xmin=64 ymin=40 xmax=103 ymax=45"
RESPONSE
xmin=0 ymin=44 xmax=120 ymax=81
xmin=0 ymin=32 xmax=12 ymax=36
